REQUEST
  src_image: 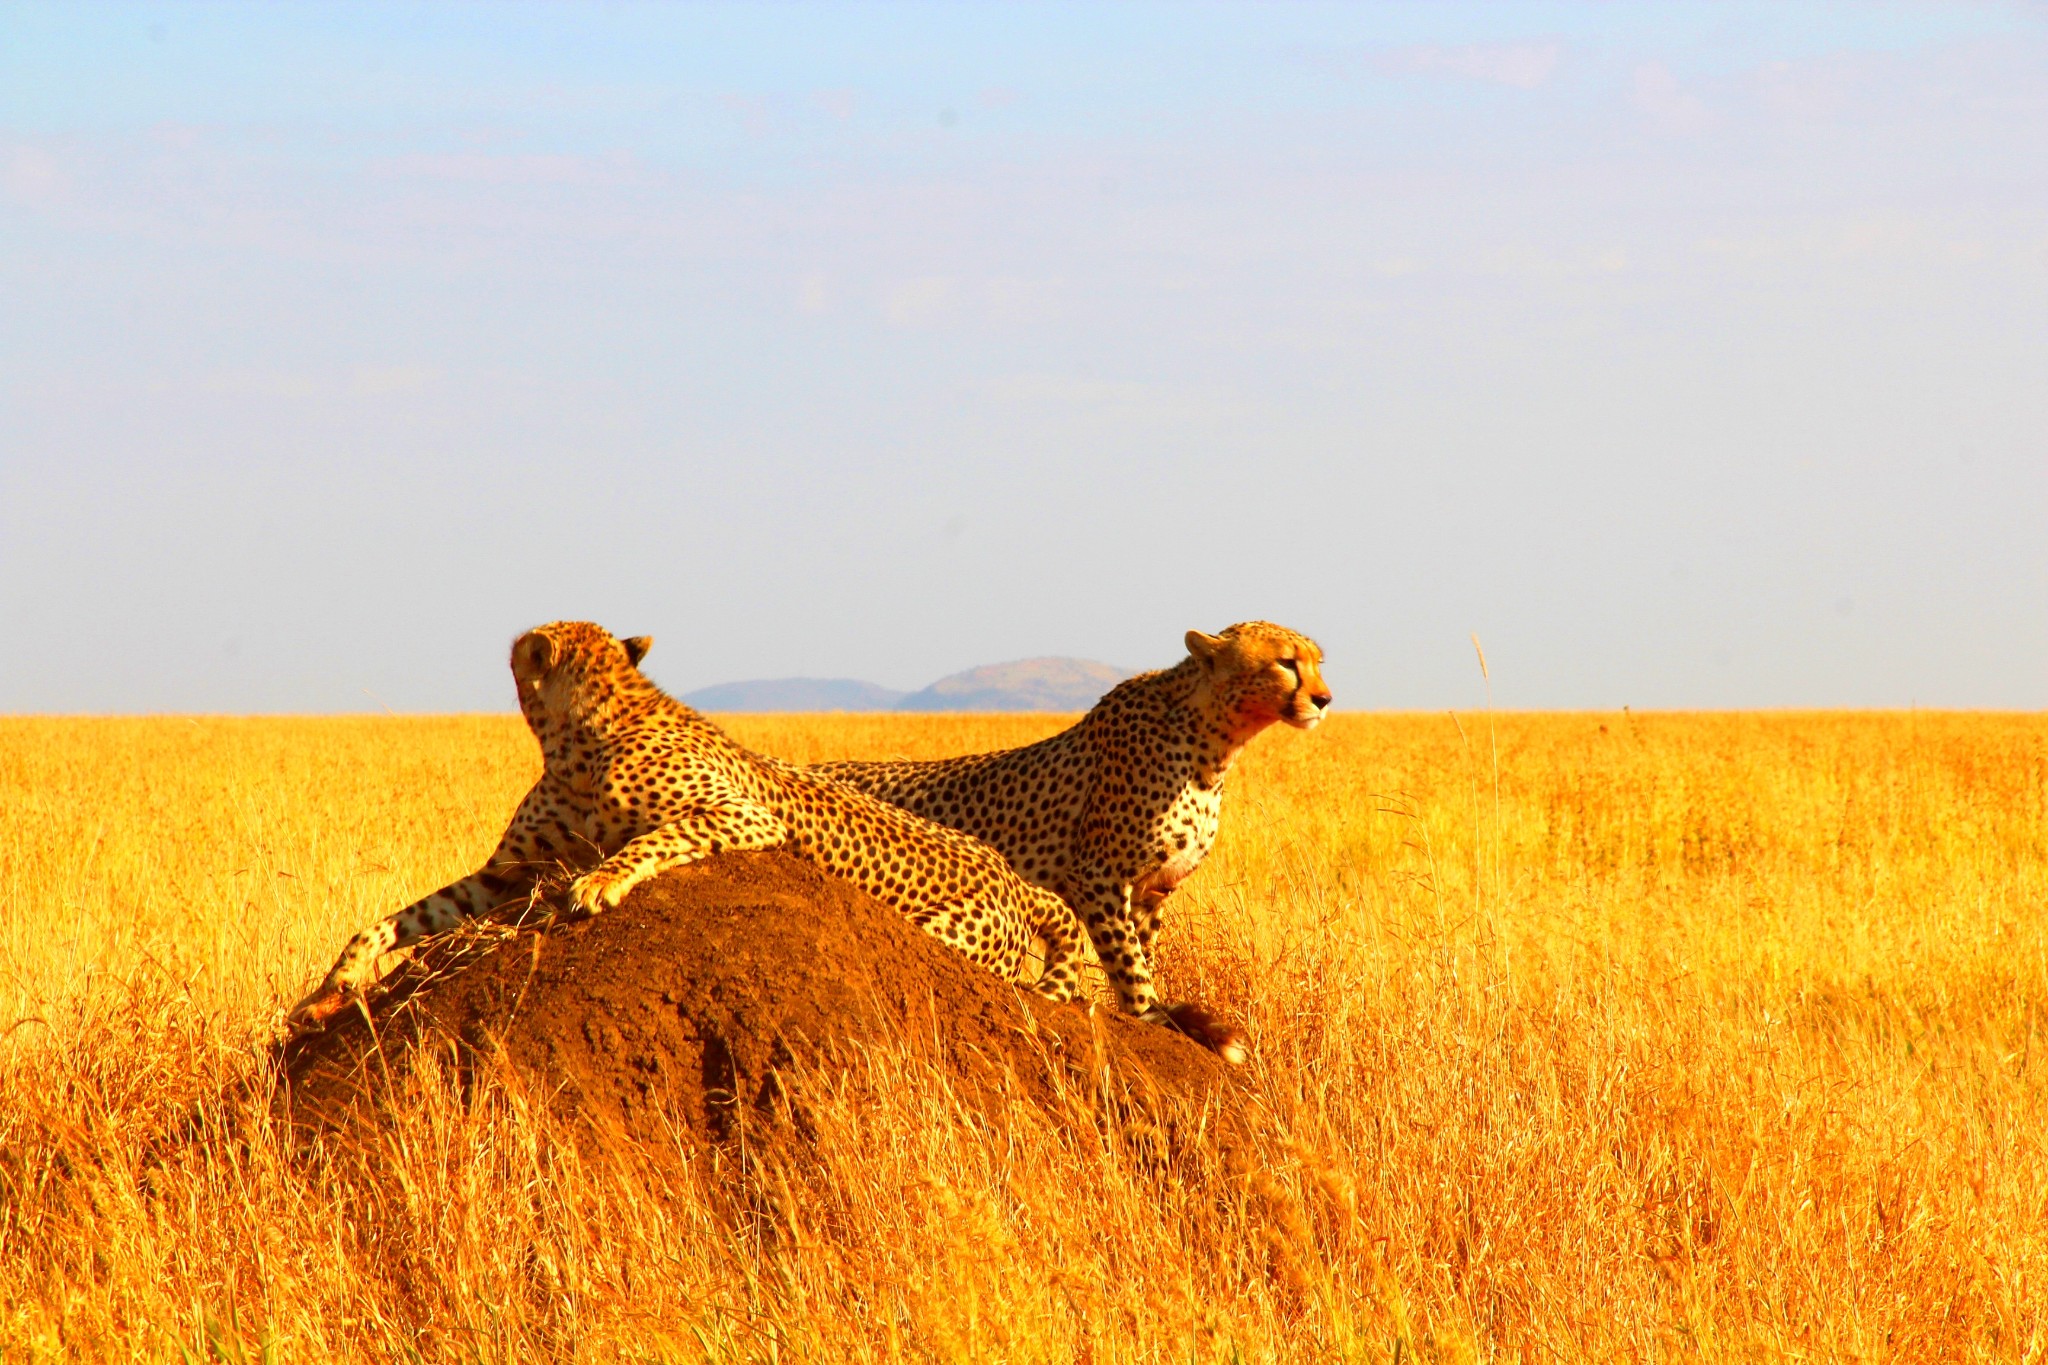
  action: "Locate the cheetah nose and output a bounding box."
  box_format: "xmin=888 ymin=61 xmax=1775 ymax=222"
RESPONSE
xmin=1310 ymin=689 xmax=1332 ymax=710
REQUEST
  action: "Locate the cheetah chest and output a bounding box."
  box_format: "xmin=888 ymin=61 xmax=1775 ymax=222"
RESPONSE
xmin=1137 ymin=785 xmax=1223 ymax=896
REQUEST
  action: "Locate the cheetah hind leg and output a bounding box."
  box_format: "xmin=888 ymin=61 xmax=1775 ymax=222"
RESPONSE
xmin=1023 ymin=890 xmax=1088 ymax=1004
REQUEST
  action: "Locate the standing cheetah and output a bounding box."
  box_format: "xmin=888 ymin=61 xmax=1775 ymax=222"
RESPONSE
xmin=813 ymin=622 xmax=1331 ymax=1062
xmin=290 ymin=621 xmax=1088 ymax=1029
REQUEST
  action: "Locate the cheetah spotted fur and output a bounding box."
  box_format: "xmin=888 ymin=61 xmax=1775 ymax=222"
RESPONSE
xmin=814 ymin=621 xmax=1331 ymax=1063
xmin=289 ymin=621 xmax=1088 ymax=1029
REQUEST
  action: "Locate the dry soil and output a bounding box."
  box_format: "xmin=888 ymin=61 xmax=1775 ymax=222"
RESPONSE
xmin=274 ymin=852 xmax=1239 ymax=1165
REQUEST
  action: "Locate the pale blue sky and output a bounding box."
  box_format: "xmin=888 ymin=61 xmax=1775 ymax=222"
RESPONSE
xmin=3 ymin=2 xmax=2043 ymax=711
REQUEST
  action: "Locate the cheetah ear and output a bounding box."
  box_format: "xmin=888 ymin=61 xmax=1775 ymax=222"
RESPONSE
xmin=622 ymin=636 xmax=653 ymax=668
xmin=514 ymin=631 xmax=558 ymax=674
xmin=1185 ymin=630 xmax=1225 ymax=666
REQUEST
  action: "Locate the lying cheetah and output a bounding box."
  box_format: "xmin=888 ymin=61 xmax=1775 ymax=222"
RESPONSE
xmin=814 ymin=622 xmax=1331 ymax=1062
xmin=289 ymin=621 xmax=1087 ymax=1029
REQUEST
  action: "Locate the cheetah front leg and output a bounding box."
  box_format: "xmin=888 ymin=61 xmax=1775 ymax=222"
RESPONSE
xmin=1072 ymin=861 xmax=1246 ymax=1064
xmin=288 ymin=777 xmax=568 ymax=1031
xmin=1070 ymin=865 xmax=1162 ymax=1020
xmin=568 ymin=802 xmax=788 ymax=917
xmin=1132 ymin=884 xmax=1171 ymax=949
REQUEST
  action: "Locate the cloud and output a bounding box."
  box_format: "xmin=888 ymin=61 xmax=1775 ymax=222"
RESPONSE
xmin=1688 ymin=217 xmax=2006 ymax=272
xmin=981 ymin=276 xmax=1064 ymax=324
xmin=875 ymin=275 xmax=1066 ymax=328
xmin=1632 ymin=62 xmax=1713 ymax=135
xmin=720 ymin=94 xmax=772 ymax=139
xmin=971 ymin=372 xmax=1248 ymax=428
xmin=350 ymin=365 xmax=440 ymax=397
xmin=793 ymin=273 xmax=829 ymax=315
xmin=813 ymin=88 xmax=858 ymax=122
xmin=1755 ymin=57 xmax=1866 ymax=122
xmin=881 ymin=275 xmax=958 ymax=327
xmin=142 ymin=365 xmax=442 ymax=401
xmin=2 ymin=144 xmax=70 ymax=206
xmin=147 ymin=122 xmax=203 ymax=150
xmin=1470 ymin=244 xmax=1631 ymax=280
xmin=1381 ymin=41 xmax=1564 ymax=90
xmin=369 ymin=150 xmax=639 ymax=186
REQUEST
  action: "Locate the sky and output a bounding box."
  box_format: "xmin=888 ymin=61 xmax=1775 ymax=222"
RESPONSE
xmin=2 ymin=1 xmax=2043 ymax=713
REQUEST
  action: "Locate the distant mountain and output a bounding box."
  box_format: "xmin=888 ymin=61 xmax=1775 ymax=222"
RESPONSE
xmin=683 ymin=657 xmax=1133 ymax=713
xmin=683 ymin=678 xmax=908 ymax=713
xmin=894 ymin=657 xmax=1131 ymax=713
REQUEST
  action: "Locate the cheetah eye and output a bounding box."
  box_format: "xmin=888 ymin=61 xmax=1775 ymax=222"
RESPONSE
xmin=1275 ymin=659 xmax=1299 ymax=682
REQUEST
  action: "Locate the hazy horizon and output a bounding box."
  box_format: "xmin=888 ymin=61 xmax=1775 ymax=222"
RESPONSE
xmin=4 ymin=2 xmax=2043 ymax=714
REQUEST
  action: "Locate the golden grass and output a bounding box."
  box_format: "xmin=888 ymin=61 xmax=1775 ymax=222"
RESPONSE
xmin=1 ymin=709 xmax=2044 ymax=1362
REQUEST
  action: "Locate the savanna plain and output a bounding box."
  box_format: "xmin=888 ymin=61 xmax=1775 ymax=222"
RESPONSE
xmin=1 ymin=708 xmax=2043 ymax=1363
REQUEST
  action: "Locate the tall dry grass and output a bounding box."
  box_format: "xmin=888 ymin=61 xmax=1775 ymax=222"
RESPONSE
xmin=1 ymin=709 xmax=2044 ymax=1362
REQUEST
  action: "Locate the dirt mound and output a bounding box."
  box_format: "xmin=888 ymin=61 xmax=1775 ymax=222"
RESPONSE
xmin=275 ymin=852 xmax=1237 ymax=1161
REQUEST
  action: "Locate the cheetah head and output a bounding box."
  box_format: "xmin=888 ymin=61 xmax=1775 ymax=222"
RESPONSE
xmin=1186 ymin=621 xmax=1332 ymax=734
xmin=511 ymin=622 xmax=653 ymax=728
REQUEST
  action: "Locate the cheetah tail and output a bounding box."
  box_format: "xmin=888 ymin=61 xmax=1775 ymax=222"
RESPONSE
xmin=1164 ymin=1001 xmax=1248 ymax=1066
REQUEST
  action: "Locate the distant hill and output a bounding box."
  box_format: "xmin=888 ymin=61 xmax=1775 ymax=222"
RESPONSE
xmin=684 ymin=658 xmax=1132 ymax=713
xmin=894 ymin=657 xmax=1130 ymax=713
xmin=683 ymin=678 xmax=908 ymax=713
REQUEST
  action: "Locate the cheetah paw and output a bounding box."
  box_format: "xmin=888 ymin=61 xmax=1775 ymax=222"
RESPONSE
xmin=566 ymin=872 xmax=623 ymax=919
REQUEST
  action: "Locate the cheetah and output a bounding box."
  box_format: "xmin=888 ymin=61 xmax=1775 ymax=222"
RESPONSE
xmin=289 ymin=621 xmax=1088 ymax=1029
xmin=813 ymin=622 xmax=1331 ymax=1064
